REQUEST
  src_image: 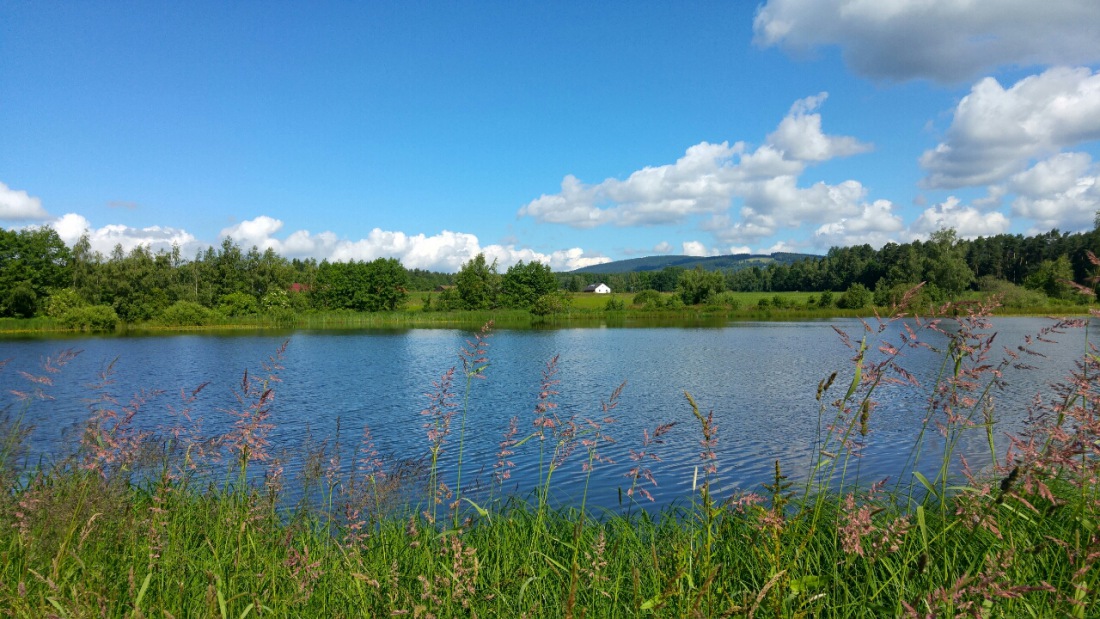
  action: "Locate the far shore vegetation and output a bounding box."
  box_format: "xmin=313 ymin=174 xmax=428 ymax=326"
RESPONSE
xmin=1 ymin=226 xmax=1098 ymax=335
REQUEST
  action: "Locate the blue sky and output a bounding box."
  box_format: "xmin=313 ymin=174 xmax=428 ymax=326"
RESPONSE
xmin=3 ymin=1 xmax=1100 ymax=272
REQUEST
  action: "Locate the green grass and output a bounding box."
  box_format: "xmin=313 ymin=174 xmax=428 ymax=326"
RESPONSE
xmin=2 ymin=301 xmax=1098 ymax=617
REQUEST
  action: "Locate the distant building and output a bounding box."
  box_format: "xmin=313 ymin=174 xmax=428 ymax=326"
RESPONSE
xmin=583 ymin=283 xmax=612 ymax=294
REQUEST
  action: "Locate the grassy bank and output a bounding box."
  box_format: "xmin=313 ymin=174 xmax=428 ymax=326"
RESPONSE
xmin=1 ymin=303 xmax=1098 ymax=617
xmin=1 ymin=289 xmax=1092 ymax=336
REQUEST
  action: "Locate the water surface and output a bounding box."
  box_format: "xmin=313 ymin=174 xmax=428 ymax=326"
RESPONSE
xmin=0 ymin=317 xmax=1089 ymax=511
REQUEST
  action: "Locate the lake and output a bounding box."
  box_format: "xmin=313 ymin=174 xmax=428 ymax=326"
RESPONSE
xmin=0 ymin=316 xmax=1090 ymax=512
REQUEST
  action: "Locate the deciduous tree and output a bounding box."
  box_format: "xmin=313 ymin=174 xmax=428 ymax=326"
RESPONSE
xmin=501 ymin=260 xmax=557 ymax=310
xmin=677 ymin=266 xmax=724 ymax=305
xmin=455 ymin=254 xmax=500 ymax=310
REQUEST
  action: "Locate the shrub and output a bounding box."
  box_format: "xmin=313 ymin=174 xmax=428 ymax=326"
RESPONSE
xmin=433 ymin=287 xmax=461 ymax=311
xmin=159 ymin=301 xmax=219 ymax=326
xmin=261 ymin=290 xmax=292 ymax=312
xmin=632 ymin=289 xmax=662 ymax=307
xmin=59 ymin=304 xmax=119 ymax=332
xmin=218 ymin=292 xmax=259 ymax=317
xmin=818 ymin=290 xmax=835 ymax=307
xmin=265 ymin=308 xmax=299 ymax=326
xmin=678 ymin=266 xmax=725 ymax=305
xmin=44 ymin=288 xmax=86 ymax=318
xmin=5 ymin=283 xmax=37 ymax=318
xmin=288 ymin=288 xmax=312 ymax=313
xmin=976 ymin=276 xmax=1050 ymax=309
xmin=873 ymin=281 xmax=947 ymax=312
xmin=531 ymin=291 xmax=572 ymax=316
xmin=837 ymin=283 xmax=871 ymax=309
xmin=604 ymin=297 xmax=626 ymax=311
xmin=715 ymin=291 xmax=741 ymax=309
xmin=1023 ymin=255 xmax=1076 ymax=300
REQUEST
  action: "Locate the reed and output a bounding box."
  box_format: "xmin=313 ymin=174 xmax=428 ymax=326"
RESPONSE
xmin=0 ymin=302 xmax=1097 ymax=617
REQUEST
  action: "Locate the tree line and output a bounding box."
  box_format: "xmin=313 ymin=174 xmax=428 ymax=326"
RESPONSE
xmin=0 ymin=230 xmax=565 ymax=325
xmin=2 ymin=225 xmax=1097 ymax=325
xmin=563 ymin=228 xmax=1100 ymax=308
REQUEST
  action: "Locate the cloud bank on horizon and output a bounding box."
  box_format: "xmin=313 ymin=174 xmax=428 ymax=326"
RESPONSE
xmin=2 ymin=1 xmax=1099 ymax=271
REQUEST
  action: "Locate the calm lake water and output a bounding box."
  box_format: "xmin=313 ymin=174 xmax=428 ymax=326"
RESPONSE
xmin=0 ymin=317 xmax=1091 ymax=512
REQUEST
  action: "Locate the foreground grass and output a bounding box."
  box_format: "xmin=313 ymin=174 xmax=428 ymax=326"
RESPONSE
xmin=4 ymin=469 xmax=1093 ymax=617
xmin=2 ymin=303 xmax=1098 ymax=617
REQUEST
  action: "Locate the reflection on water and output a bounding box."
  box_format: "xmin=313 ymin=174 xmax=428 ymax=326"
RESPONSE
xmin=0 ymin=317 xmax=1091 ymax=511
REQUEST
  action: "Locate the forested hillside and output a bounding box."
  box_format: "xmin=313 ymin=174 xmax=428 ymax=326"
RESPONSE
xmin=569 ymin=252 xmax=819 ymax=274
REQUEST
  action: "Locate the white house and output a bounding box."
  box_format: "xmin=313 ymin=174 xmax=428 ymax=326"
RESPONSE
xmin=583 ymin=283 xmax=612 ymax=294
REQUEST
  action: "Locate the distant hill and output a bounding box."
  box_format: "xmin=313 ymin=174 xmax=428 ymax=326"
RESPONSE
xmin=570 ymin=252 xmax=821 ymax=274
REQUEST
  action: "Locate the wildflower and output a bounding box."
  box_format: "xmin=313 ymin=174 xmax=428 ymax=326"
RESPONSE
xmin=222 ymin=343 xmax=287 ymax=468
xmin=532 ymin=356 xmax=560 ymax=439
xmin=838 ymin=494 xmax=874 ymax=557
xmin=445 ymin=534 xmax=479 ymax=608
xmin=81 ymin=382 xmax=160 ymax=478
xmin=686 ymin=392 xmax=718 ymax=475
xmin=459 ymin=321 xmax=492 ymax=380
xmin=584 ymin=381 xmax=624 ymax=471
xmin=406 ymin=516 xmax=420 ymax=549
xmin=583 ymin=529 xmax=611 ymax=596
xmin=625 ymin=422 xmax=676 ymax=502
xmin=11 ymin=349 xmax=81 ymax=401
xmin=493 ymin=416 xmax=519 ymax=486
xmin=422 ymin=367 xmax=458 ymax=451
xmin=284 ymin=545 xmax=324 ymax=601
xmin=421 ymin=367 xmax=457 ymax=522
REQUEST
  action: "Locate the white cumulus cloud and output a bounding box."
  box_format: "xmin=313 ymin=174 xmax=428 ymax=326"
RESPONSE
xmin=1008 ymin=152 xmax=1100 ymax=231
xmin=908 ymin=197 xmax=1011 ymax=239
xmin=920 ymin=67 xmax=1100 ymax=188
xmin=767 ymin=93 xmax=872 ymax=161
xmin=44 ymin=213 xmax=609 ymax=273
xmin=50 ymin=213 xmax=201 ymax=256
xmin=754 ymin=0 xmax=1100 ymax=82
xmin=220 ymin=216 xmax=609 ymax=272
xmin=682 ymin=241 xmax=717 ymax=257
xmin=519 ymin=94 xmax=872 ymax=244
xmin=812 ymin=199 xmax=905 ymax=249
xmin=0 ymin=182 xmax=50 ymax=220
xmin=519 ymin=141 xmax=746 ymax=229
xmin=220 ymin=216 xmax=285 ymax=250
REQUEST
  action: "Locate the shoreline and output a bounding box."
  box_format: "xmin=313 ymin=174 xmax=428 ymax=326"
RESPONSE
xmin=1 ymin=303 xmax=1094 ymax=338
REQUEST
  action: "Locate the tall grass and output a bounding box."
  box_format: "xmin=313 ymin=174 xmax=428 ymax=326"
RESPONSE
xmin=1 ymin=298 xmax=1098 ymax=617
